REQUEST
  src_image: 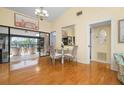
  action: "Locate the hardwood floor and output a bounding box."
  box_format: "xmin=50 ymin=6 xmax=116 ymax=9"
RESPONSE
xmin=0 ymin=57 xmax=120 ymax=85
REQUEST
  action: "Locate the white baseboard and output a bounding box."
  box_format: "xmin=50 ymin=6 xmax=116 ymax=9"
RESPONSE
xmin=91 ymin=59 xmax=110 ymax=64
xmin=77 ymin=59 xmax=90 ymax=64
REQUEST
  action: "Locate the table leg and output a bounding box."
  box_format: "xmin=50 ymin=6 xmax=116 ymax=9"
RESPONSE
xmin=61 ymin=56 xmax=64 ymax=64
xmin=61 ymin=48 xmax=64 ymax=64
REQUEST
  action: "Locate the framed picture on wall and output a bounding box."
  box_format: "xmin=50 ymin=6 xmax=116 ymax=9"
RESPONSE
xmin=119 ymin=19 xmax=124 ymax=43
xmin=14 ymin=13 xmax=39 ymax=30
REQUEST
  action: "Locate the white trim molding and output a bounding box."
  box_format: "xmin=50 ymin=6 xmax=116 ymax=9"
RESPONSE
xmin=87 ymin=18 xmax=117 ymax=71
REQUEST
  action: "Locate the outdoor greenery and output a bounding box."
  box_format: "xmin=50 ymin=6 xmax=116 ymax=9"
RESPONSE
xmin=11 ymin=37 xmax=37 ymax=48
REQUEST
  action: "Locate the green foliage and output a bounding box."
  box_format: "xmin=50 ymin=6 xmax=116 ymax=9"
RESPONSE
xmin=11 ymin=38 xmax=37 ymax=48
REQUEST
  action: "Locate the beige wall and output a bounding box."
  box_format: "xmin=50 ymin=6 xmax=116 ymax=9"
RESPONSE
xmin=91 ymin=24 xmax=111 ymax=63
xmin=51 ymin=7 xmax=124 ymax=67
xmin=39 ymin=20 xmax=52 ymax=32
xmin=0 ymin=8 xmax=14 ymax=27
xmin=0 ymin=8 xmax=51 ymax=33
xmin=1 ymin=7 xmax=124 ymax=70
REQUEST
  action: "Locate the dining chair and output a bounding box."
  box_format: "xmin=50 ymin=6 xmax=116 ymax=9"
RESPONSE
xmin=64 ymin=46 xmax=78 ymax=62
xmin=50 ymin=46 xmax=62 ymax=64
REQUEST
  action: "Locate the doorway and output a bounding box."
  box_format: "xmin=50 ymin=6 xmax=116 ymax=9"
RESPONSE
xmin=10 ymin=36 xmax=40 ymax=61
xmin=39 ymin=32 xmax=50 ymax=56
xmin=9 ymin=28 xmax=40 ymax=70
xmin=0 ymin=25 xmax=50 ymax=71
xmin=0 ymin=27 xmax=9 ymax=63
xmin=89 ymin=20 xmax=111 ymax=64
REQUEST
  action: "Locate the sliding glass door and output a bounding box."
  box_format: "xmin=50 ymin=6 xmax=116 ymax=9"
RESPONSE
xmin=0 ymin=26 xmax=50 ymax=65
xmin=9 ymin=28 xmax=41 ymax=70
xmin=10 ymin=28 xmax=40 ymax=62
xmin=0 ymin=27 xmax=9 ymax=63
xmin=10 ymin=36 xmax=40 ymax=56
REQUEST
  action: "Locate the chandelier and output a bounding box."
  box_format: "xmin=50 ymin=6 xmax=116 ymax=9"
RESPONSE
xmin=35 ymin=7 xmax=49 ymax=20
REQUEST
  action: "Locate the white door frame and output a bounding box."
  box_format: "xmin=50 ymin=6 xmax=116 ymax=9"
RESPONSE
xmin=87 ymin=18 xmax=116 ymax=70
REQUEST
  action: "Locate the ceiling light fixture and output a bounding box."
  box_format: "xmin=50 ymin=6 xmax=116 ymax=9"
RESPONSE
xmin=35 ymin=7 xmax=49 ymax=20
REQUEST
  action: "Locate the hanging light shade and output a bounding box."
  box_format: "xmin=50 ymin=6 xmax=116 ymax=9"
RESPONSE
xmin=35 ymin=7 xmax=49 ymax=20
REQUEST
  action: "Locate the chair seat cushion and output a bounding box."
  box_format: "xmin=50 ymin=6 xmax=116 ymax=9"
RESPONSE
xmin=55 ymin=53 xmax=62 ymax=56
xmin=54 ymin=53 xmax=62 ymax=59
xmin=64 ymin=53 xmax=73 ymax=57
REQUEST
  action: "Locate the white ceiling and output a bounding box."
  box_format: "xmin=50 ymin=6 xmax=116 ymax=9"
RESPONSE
xmin=6 ymin=7 xmax=69 ymax=21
